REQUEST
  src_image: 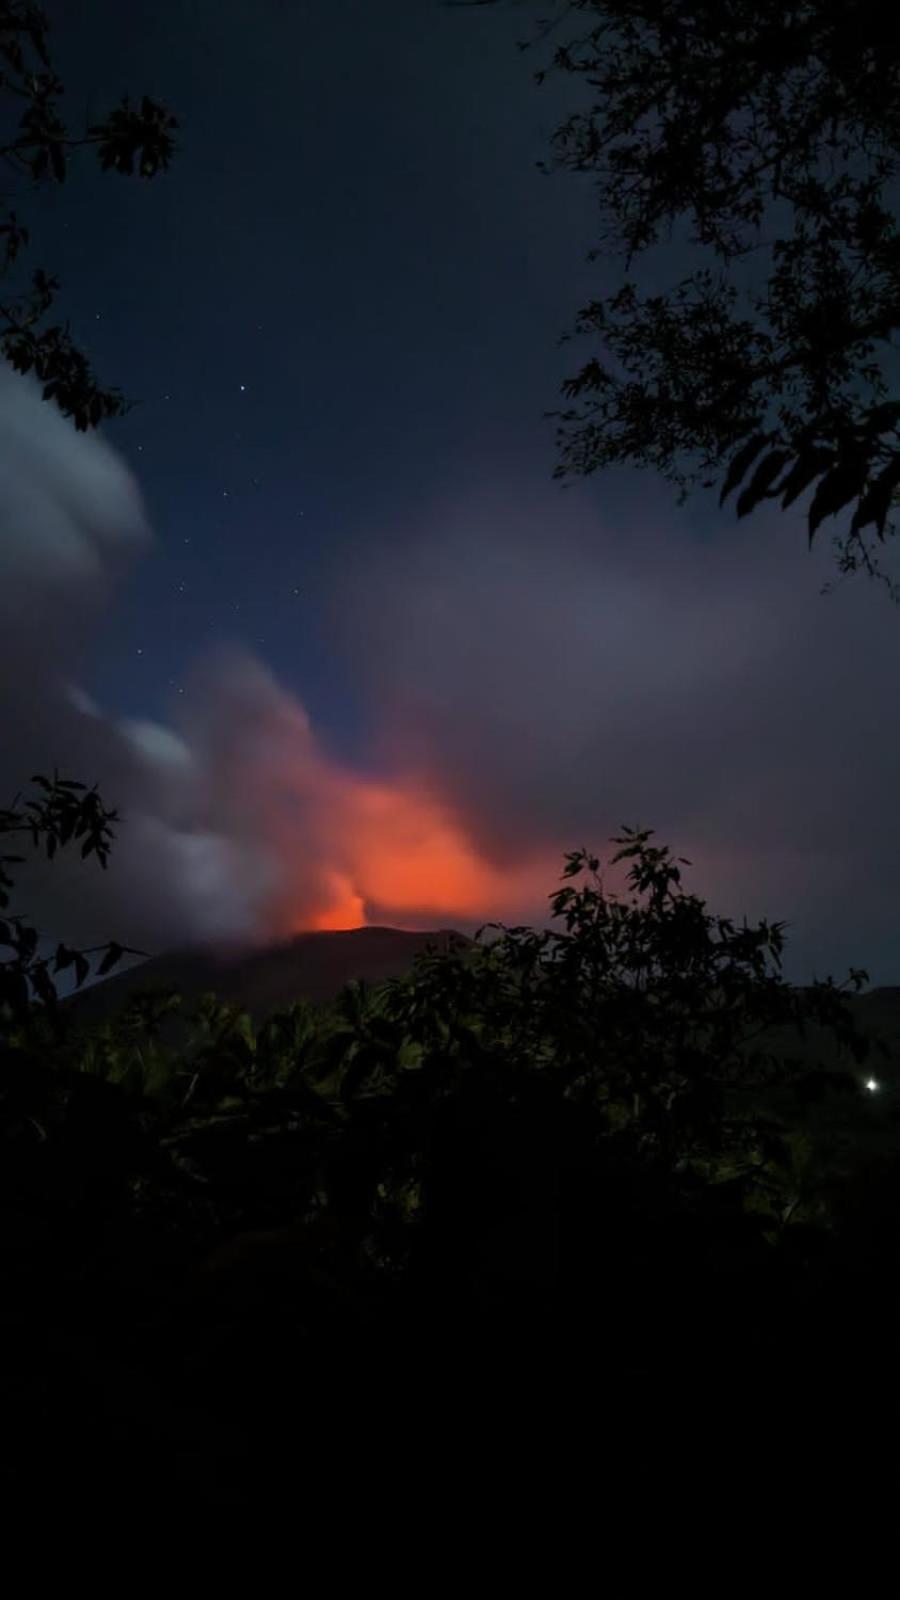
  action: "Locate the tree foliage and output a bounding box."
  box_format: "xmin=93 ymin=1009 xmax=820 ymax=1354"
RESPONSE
xmin=0 ymin=1 xmax=177 ymax=429
xmin=0 ymin=772 xmax=137 ymax=1026
xmin=5 ymin=791 xmax=899 ymax=1497
xmin=460 ymin=1 xmax=900 ymax=599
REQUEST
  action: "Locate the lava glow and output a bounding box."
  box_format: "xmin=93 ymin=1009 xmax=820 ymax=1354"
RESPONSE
xmin=288 ymin=770 xmax=558 ymax=934
xmin=160 ymin=652 xmax=565 ymax=944
xmin=311 ymin=871 xmax=367 ymax=931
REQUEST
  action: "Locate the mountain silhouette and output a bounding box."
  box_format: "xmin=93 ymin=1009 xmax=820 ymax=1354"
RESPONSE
xmin=66 ymin=928 xmax=900 ymax=1075
xmin=68 ymin=925 xmax=472 ymax=1024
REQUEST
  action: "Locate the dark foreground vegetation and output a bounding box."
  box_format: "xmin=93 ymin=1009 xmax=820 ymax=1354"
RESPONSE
xmin=2 ymin=776 xmax=899 ymax=1505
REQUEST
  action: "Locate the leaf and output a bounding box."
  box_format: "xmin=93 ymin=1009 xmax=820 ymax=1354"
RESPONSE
xmin=31 ymin=962 xmax=58 ymax=1007
xmin=777 ymin=447 xmax=835 ymax=510
xmin=97 ymin=941 xmax=125 ymax=977
xmin=235 ymin=1010 xmax=255 ymax=1048
xmin=340 ymin=1045 xmax=380 ymax=1105
xmin=863 ymin=401 xmax=900 ymax=436
xmin=850 ymin=453 xmax=900 ymax=540
xmin=718 ymin=433 xmax=772 ymax=507
xmin=1 ymin=967 xmax=30 ymax=1020
xmin=736 ymin=449 xmax=793 ymax=518
xmin=808 ymin=455 xmax=870 ymax=545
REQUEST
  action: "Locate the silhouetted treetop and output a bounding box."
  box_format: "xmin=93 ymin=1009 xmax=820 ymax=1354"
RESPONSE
xmin=455 ymin=1 xmax=900 ymax=599
xmin=1 ymin=1 xmax=178 ymax=429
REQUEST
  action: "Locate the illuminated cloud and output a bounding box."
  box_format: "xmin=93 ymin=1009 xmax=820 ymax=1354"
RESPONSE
xmin=4 ymin=359 xmax=900 ymax=991
xmin=0 ymin=368 xmax=560 ymax=952
xmin=332 ymin=479 xmax=900 ymax=987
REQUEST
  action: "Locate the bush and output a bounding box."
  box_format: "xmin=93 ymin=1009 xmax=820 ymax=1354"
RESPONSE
xmin=2 ymin=797 xmax=897 ymax=1500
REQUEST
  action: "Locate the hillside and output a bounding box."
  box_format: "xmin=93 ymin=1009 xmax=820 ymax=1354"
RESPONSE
xmin=66 ymin=924 xmax=900 ymax=1076
xmin=67 ymin=925 xmax=472 ymax=1024
xmin=733 ymin=984 xmax=900 ymax=1075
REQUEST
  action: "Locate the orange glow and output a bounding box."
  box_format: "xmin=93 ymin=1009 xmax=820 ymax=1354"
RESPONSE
xmin=278 ymin=761 xmax=558 ymax=934
xmin=309 ymin=872 xmax=367 ymax=931
xmin=218 ymin=660 xmax=565 ymax=940
xmin=351 ymin=780 xmax=556 ymax=919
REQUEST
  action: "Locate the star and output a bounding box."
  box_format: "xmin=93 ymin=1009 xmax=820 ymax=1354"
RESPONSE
xmin=239 ymin=383 xmax=246 ymax=392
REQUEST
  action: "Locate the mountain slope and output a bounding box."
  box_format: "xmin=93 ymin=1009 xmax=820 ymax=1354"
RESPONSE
xmin=67 ymin=928 xmax=900 ymax=1076
xmin=68 ymin=925 xmax=472 ymax=1024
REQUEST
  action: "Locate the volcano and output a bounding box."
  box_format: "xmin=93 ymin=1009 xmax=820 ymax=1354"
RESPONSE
xmin=67 ymin=925 xmax=472 ymax=1025
xmin=65 ymin=929 xmax=900 ymax=1080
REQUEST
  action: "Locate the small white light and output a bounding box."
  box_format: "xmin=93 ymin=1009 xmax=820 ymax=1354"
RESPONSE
xmin=866 ymin=1078 xmax=879 ymax=1093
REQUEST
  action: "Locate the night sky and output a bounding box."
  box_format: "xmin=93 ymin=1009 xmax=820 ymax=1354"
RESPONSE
xmin=3 ymin=0 xmax=900 ymax=989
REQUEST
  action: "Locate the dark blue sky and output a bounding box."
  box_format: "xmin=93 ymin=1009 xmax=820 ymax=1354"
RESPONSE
xmin=36 ymin=0 xmax=615 ymax=754
xmin=5 ymin=0 xmax=900 ymax=988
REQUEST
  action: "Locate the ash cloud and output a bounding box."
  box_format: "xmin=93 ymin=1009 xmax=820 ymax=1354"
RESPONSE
xmin=0 ymin=366 xmax=555 ymax=957
xmin=333 ymin=480 xmax=900 ymax=988
xmin=0 ymin=367 xmax=306 ymax=952
xmin=5 ymin=358 xmax=900 ymax=990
